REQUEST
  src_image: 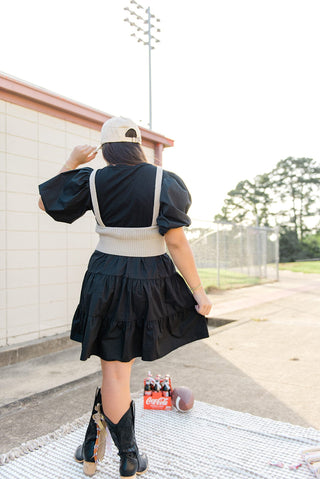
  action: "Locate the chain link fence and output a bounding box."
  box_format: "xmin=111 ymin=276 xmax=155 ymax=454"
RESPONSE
xmin=187 ymin=221 xmax=279 ymax=291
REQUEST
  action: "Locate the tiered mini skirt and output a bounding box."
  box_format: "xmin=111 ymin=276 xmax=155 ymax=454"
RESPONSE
xmin=71 ymin=250 xmax=209 ymax=362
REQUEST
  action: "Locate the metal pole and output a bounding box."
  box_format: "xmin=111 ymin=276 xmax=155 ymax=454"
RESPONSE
xmin=147 ymin=6 xmax=152 ymax=129
xmin=246 ymin=227 xmax=250 ymax=277
xmin=262 ymin=229 xmax=267 ymax=278
xmin=216 ymin=223 xmax=220 ymax=288
xmin=275 ymin=225 xmax=280 ymax=281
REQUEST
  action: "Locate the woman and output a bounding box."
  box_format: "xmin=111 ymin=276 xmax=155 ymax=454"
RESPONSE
xmin=38 ymin=116 xmax=212 ymax=479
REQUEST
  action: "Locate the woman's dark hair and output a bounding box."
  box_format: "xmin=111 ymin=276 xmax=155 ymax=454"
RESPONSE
xmin=102 ymin=142 xmax=148 ymax=165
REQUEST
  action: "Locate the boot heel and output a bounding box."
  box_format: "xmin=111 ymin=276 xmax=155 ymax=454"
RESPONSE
xmin=83 ymin=461 xmax=97 ymax=476
xmin=136 ymin=467 xmax=148 ymax=475
xmin=120 ymin=475 xmax=136 ymax=479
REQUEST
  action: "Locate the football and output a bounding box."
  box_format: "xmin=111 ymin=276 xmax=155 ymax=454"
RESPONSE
xmin=172 ymin=386 xmax=194 ymax=412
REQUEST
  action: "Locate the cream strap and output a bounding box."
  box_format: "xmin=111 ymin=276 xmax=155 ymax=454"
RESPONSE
xmin=89 ymin=169 xmax=106 ymax=227
xmin=89 ymin=166 xmax=163 ymax=228
xmin=152 ymin=166 xmax=163 ymax=226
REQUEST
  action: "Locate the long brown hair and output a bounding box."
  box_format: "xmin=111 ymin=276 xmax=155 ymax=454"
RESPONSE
xmin=102 ymin=143 xmax=148 ymax=165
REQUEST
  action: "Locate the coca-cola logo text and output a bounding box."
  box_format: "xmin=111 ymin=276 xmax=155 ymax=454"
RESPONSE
xmin=145 ymin=396 xmax=169 ymax=406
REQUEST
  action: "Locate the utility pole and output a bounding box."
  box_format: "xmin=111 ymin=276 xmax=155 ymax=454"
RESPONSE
xmin=124 ymin=1 xmax=160 ymax=129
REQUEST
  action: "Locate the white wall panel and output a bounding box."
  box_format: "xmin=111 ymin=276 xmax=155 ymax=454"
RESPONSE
xmin=7 ymin=212 xmax=38 ymax=232
xmin=6 ymin=173 xmax=38 ymax=194
xmin=0 ymin=113 xmax=6 ymax=132
xmin=38 ymin=124 xmax=66 ymax=147
xmin=7 ymin=286 xmax=38 ymax=308
xmin=0 ymin=133 xmax=6 ymax=152
xmin=40 ymin=283 xmax=67 ymax=304
xmin=7 ymin=304 xmax=39 ymax=340
xmin=7 ymin=134 xmax=38 ymax=159
xmin=0 ymin=152 xmax=6 ymax=173
xmin=7 ymin=268 xmax=38 ymax=289
xmin=6 ymin=153 xmax=38 ymax=176
xmin=6 ymin=115 xmax=37 ymax=140
xmin=38 ymin=142 xmax=66 ymax=164
xmin=0 ymin=231 xmax=5 ymax=251
xmin=6 ymin=102 xmax=37 ymax=122
xmin=0 ymin=270 xmax=5 ymax=289
xmin=7 ymin=192 xmax=38 ymax=213
xmin=0 ymin=192 xmax=5 ymax=209
xmin=7 ymin=231 xmax=38 ymax=250
xmin=39 ymin=250 xmax=67 ymax=268
xmin=7 ymin=250 xmax=38 ymax=269
xmin=38 ymin=112 xmax=66 ymax=130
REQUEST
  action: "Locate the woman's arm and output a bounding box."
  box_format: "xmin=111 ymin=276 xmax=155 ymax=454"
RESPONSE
xmin=38 ymin=145 xmax=97 ymax=211
xmin=164 ymin=227 xmax=212 ymax=316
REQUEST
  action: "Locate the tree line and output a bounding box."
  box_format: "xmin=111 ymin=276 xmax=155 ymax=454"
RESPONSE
xmin=214 ymin=157 xmax=320 ymax=262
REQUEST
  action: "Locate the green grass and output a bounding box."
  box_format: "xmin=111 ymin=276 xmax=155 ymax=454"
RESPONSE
xmin=198 ymin=267 xmax=262 ymax=291
xmin=197 ymin=261 xmax=320 ymax=291
xmin=279 ymin=261 xmax=320 ymax=274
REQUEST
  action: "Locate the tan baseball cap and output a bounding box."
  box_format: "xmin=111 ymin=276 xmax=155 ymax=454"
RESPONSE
xmin=101 ymin=116 xmax=142 ymax=144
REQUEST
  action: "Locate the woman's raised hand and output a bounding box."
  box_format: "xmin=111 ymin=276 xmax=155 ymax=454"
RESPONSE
xmin=66 ymin=145 xmax=98 ymax=168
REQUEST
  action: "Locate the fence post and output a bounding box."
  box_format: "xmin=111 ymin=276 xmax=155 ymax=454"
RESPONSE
xmin=275 ymin=225 xmax=280 ymax=281
xmin=240 ymin=225 xmax=244 ymax=274
xmin=216 ymin=222 xmax=220 ymax=288
xmin=246 ymin=227 xmax=250 ymax=277
xmin=261 ymin=229 xmax=267 ymax=278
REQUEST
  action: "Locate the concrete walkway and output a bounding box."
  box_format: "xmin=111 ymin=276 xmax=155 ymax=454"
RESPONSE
xmin=0 ymin=269 xmax=319 ymax=454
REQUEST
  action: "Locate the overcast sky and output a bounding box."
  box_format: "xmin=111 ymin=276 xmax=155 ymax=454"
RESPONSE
xmin=1 ymin=0 xmax=320 ymax=221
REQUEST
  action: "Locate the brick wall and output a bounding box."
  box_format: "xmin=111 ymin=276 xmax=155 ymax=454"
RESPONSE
xmin=0 ymin=100 xmax=155 ymax=346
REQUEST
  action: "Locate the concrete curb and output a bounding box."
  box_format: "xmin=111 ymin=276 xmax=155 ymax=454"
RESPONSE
xmin=0 ymin=370 xmax=102 ymax=416
xmin=0 ymin=333 xmax=74 ymax=368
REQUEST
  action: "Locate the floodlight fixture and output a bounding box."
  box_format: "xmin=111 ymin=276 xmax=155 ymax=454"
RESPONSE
xmin=123 ymin=3 xmax=161 ymax=129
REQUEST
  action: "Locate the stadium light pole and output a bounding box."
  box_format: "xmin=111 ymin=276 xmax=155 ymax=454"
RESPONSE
xmin=124 ymin=1 xmax=160 ymax=130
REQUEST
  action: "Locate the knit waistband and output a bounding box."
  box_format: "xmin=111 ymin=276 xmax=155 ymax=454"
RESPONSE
xmin=95 ymin=225 xmax=166 ymax=257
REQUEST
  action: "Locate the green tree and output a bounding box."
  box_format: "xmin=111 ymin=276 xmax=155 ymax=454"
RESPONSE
xmin=270 ymin=157 xmax=320 ymax=240
xmin=279 ymin=227 xmax=320 ymax=262
xmin=215 ymin=173 xmax=273 ymax=226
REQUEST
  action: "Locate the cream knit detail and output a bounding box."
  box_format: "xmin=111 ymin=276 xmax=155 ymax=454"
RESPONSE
xmin=89 ymin=166 xmax=165 ymax=257
xmin=95 ymin=225 xmax=166 ymax=257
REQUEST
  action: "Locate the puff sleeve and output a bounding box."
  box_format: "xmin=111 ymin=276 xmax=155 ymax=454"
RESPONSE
xmin=38 ymin=167 xmax=93 ymax=223
xmin=157 ymin=170 xmax=192 ymax=236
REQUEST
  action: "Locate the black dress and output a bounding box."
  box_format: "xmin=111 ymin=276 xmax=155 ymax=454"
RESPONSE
xmin=39 ymin=163 xmax=209 ymax=362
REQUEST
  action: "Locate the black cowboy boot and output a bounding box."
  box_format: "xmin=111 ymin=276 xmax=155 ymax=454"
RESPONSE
xmin=74 ymin=387 xmax=107 ymax=476
xmin=104 ymin=401 xmax=148 ymax=479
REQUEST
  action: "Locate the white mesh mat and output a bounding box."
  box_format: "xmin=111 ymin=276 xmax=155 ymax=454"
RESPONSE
xmin=1 ymin=398 xmax=320 ymax=479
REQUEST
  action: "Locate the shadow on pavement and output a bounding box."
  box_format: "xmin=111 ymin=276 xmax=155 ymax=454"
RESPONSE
xmin=132 ymin=339 xmax=312 ymax=429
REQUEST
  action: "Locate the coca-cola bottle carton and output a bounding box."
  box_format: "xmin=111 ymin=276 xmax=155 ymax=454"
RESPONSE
xmin=143 ymin=372 xmax=172 ymax=410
